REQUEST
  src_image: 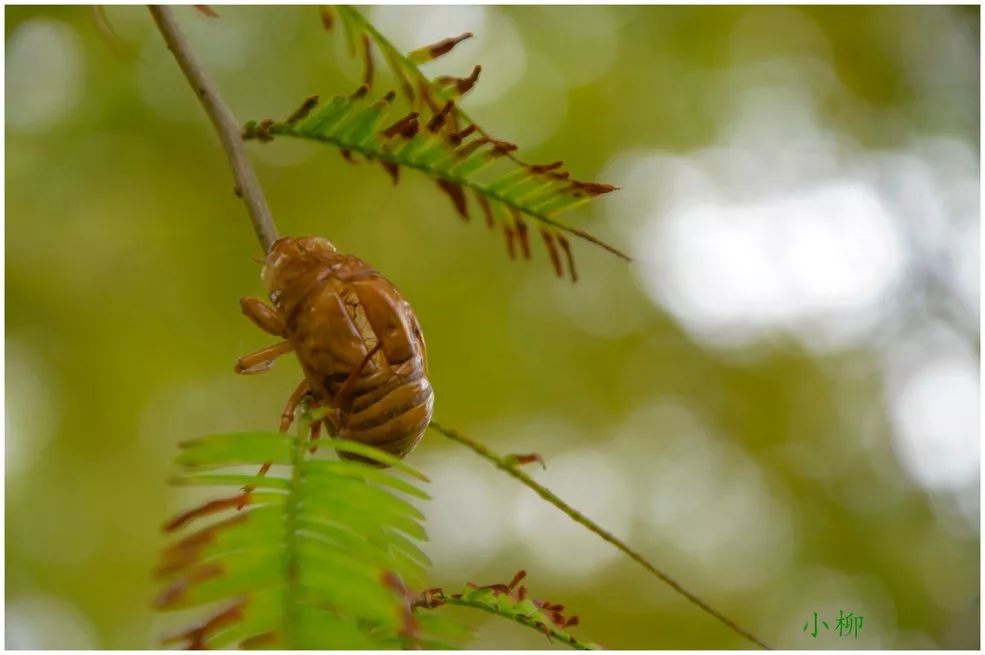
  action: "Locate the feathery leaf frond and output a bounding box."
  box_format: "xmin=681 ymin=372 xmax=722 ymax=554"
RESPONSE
xmin=154 ymin=426 xmax=456 ymax=649
xmin=415 ymin=570 xmax=601 ymax=650
xmin=249 ymin=5 xmax=629 ymax=281
xmin=244 ymin=86 xmax=626 ymax=281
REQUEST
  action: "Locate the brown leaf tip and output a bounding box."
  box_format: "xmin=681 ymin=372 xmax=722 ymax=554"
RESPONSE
xmin=503 ymin=225 xmax=517 ymax=259
xmin=508 ymin=569 xmax=527 ymax=591
xmin=511 ymin=452 xmax=547 ymax=469
xmin=451 ymin=135 xmax=489 ymax=160
xmin=422 ymin=32 xmax=473 ymax=60
xmin=361 ymin=33 xmax=375 ymax=87
xmin=381 ymin=112 xmax=420 ymax=139
xmin=528 ymin=161 xmax=564 ymax=175
xmin=436 ymin=179 xmax=468 ymax=220
xmin=162 ymin=492 xmax=252 ymax=532
xmin=557 ymin=235 xmax=578 ymax=283
xmin=490 ymin=138 xmax=518 ymax=156
xmin=437 ymin=65 xmax=482 ymax=96
xmin=513 ymin=214 xmax=531 ymax=259
xmin=427 ymin=100 xmax=456 ymax=133
xmin=540 ymin=229 xmax=564 ymax=279
xmin=193 ymin=5 xmax=218 ymax=18
xmin=569 ymin=180 xmax=618 ymax=196
xmin=456 ymin=65 xmax=482 ymax=96
xmin=319 ymin=6 xmax=334 ymax=31
xmin=286 ymin=95 xmax=319 ymax=124
xmin=475 ymin=191 xmax=495 ymax=229
xmin=449 ymin=123 xmax=478 ymax=146
xmin=155 ymin=514 xmax=249 ymax=578
xmin=382 ymin=161 xmax=400 ymax=185
xmin=161 ymin=599 xmax=246 ymax=649
xmin=154 ymin=563 xmax=223 ymax=609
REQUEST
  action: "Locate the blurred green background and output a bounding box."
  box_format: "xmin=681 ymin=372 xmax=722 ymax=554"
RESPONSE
xmin=5 ymin=4 xmax=979 ymax=649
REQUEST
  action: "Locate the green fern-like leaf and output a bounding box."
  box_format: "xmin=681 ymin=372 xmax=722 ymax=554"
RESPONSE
xmin=154 ymin=428 xmax=457 ymax=649
xmin=243 ymin=89 xmax=623 ymax=282
xmin=415 ymin=570 xmax=601 ymax=650
xmin=244 ymin=5 xmax=629 ymax=281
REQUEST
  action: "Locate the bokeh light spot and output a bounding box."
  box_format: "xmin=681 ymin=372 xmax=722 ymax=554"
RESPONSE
xmin=889 ymin=355 xmax=979 ymax=493
xmin=5 ymin=341 xmax=58 ymax=480
xmin=6 ymin=19 xmax=85 ymax=133
xmin=6 ymin=593 xmax=99 ymax=649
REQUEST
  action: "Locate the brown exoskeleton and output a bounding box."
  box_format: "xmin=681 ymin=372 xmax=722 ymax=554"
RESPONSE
xmin=236 ymin=236 xmax=434 ymax=466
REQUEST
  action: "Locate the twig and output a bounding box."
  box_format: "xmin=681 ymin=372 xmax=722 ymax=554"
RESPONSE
xmin=148 ymin=5 xmax=279 ymax=252
xmin=428 ymin=421 xmax=771 ymax=650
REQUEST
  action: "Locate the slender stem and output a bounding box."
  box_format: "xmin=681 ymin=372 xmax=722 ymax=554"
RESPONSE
xmin=428 ymin=421 xmax=771 ymax=650
xmin=148 ymin=5 xmax=279 ymax=252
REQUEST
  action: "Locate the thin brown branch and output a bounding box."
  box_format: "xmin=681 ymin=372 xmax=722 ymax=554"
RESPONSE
xmin=148 ymin=5 xmax=279 ymax=252
xmin=428 ymin=421 xmax=771 ymax=650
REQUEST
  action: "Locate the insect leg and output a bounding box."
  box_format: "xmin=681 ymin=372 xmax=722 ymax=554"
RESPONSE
xmin=308 ymin=413 xmax=323 ymax=454
xmin=234 ymin=340 xmax=294 ymax=375
xmin=243 ymin=379 xmax=311 ymax=496
xmin=333 ymin=342 xmax=383 ymax=418
xmin=240 ymin=296 xmax=286 ymax=337
xmin=279 ymin=378 xmax=311 ymax=433
xmin=240 ymin=380 xmax=309 ymax=500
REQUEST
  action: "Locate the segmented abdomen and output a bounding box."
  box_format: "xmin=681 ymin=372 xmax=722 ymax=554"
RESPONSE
xmin=279 ymin=254 xmax=433 ymax=460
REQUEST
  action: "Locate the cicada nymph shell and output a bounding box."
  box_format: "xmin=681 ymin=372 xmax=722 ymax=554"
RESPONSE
xmin=237 ymin=236 xmax=434 ymax=463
